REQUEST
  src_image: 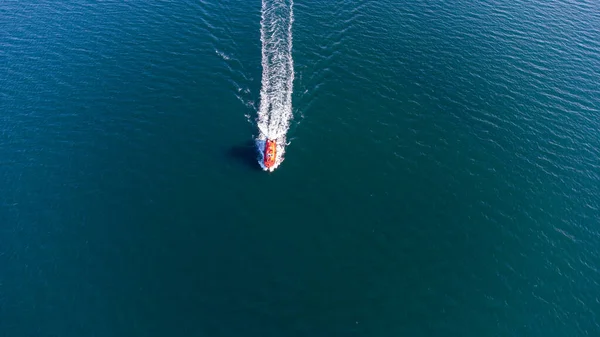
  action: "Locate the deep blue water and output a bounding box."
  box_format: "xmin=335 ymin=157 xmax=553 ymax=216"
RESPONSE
xmin=1 ymin=0 xmax=600 ymax=336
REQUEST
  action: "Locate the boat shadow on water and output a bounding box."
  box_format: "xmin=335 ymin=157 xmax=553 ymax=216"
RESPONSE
xmin=227 ymin=140 xmax=262 ymax=171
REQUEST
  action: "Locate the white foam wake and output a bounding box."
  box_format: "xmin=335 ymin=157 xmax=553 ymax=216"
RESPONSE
xmin=257 ymin=0 xmax=294 ymax=171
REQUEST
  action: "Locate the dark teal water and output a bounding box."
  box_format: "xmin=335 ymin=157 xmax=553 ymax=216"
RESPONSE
xmin=2 ymin=0 xmax=600 ymax=336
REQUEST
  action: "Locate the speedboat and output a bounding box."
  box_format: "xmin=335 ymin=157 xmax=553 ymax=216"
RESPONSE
xmin=263 ymin=139 xmax=277 ymax=170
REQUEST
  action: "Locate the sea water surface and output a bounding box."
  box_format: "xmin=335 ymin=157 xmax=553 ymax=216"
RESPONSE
xmin=1 ymin=0 xmax=599 ymax=336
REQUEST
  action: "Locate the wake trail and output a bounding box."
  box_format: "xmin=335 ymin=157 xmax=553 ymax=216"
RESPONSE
xmin=257 ymin=0 xmax=294 ymax=171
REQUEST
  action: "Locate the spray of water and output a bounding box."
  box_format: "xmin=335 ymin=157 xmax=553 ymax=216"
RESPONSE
xmin=256 ymin=0 xmax=294 ymax=171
